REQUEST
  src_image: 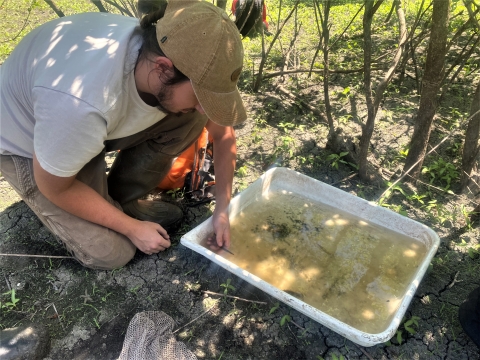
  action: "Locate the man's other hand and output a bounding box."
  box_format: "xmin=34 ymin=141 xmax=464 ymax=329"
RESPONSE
xmin=126 ymin=220 xmax=171 ymax=254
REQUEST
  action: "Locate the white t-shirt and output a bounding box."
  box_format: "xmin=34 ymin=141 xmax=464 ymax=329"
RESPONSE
xmin=0 ymin=13 xmax=166 ymax=177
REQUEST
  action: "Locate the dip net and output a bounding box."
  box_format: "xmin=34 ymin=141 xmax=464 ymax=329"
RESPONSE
xmin=118 ymin=311 xmax=197 ymax=360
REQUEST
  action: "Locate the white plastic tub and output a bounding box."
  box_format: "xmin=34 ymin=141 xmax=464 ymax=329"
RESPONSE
xmin=181 ymin=167 xmax=440 ymax=346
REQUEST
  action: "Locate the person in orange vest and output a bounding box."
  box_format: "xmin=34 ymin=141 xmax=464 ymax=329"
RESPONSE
xmin=232 ymin=0 xmax=269 ymax=37
xmin=157 ymin=128 xmax=213 ymax=195
xmin=0 ymin=1 xmax=245 ymax=269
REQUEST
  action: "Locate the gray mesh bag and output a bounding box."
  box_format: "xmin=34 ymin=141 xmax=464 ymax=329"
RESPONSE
xmin=118 ymin=311 xmax=197 ymax=360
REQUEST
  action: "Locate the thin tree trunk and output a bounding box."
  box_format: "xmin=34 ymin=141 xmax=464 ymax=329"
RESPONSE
xmin=397 ymin=0 xmax=425 ymax=88
xmin=308 ymin=0 xmax=323 ymax=78
xmin=440 ymin=34 xmax=480 ymax=102
xmin=359 ymin=0 xmax=405 ymax=180
xmin=460 ymin=82 xmax=480 ymax=191
xmin=403 ymin=0 xmax=450 ymax=180
xmin=253 ymin=0 xmax=299 ymax=92
xmin=322 ymin=0 xmax=335 ymax=135
xmin=360 ymin=0 xmax=375 ymax=177
xmin=283 ymin=8 xmax=301 ymax=73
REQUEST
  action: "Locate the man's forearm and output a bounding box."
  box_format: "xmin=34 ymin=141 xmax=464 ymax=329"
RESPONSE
xmin=211 ymin=128 xmax=236 ymax=211
xmin=33 ymin=154 xmax=137 ymax=237
xmin=44 ymin=178 xmax=138 ymax=237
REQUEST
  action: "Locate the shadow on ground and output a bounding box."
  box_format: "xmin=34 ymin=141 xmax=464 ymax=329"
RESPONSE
xmin=1 ymin=190 xmax=479 ymax=359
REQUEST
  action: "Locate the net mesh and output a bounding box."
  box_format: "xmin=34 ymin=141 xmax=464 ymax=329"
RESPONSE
xmin=118 ymin=311 xmax=197 ymax=360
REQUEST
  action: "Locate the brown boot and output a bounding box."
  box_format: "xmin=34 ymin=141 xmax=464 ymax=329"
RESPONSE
xmin=122 ymin=199 xmax=183 ymax=229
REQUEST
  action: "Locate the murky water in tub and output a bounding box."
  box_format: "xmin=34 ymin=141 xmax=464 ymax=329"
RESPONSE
xmin=200 ymin=191 xmax=427 ymax=334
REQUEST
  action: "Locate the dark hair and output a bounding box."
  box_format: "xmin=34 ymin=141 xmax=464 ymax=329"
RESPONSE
xmin=138 ymin=5 xmax=188 ymax=86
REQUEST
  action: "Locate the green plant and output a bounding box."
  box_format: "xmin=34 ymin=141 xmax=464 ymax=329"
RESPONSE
xmin=338 ymin=114 xmax=353 ymax=124
xmin=356 ymin=184 xmax=367 ymax=199
xmin=379 ymin=202 xmax=408 ymax=216
xmin=394 ymin=147 xmax=409 ymax=161
xmin=253 ymin=114 xmax=267 ymax=126
xmin=278 ymin=121 xmax=296 ymax=133
xmin=276 ymin=136 xmax=295 ymax=158
xmin=468 ymin=245 xmax=480 ymax=259
xmin=93 ymin=317 xmax=100 ymax=329
xmin=251 ymin=127 xmax=264 ymax=143
xmin=421 ymin=158 xmax=459 ymax=191
xmin=331 ymin=354 xmax=345 ymax=360
xmin=460 ymin=204 xmax=474 ymax=230
xmin=101 ymin=292 xmax=112 ymax=302
xmin=236 ymin=165 xmax=248 ymax=178
xmin=458 ymin=239 xmax=480 ymax=259
xmin=280 ymin=314 xmax=291 ymax=326
xmin=386 ymin=315 xmax=420 ymax=345
xmin=1 ymin=289 xmax=20 ymax=310
xmin=166 ymin=187 xmax=184 ymax=199
xmin=326 ymin=152 xmax=349 ymax=170
xmin=380 ymin=181 xmax=407 ymax=202
xmin=269 ymin=302 xmax=280 ymax=314
xmin=220 ymin=278 xmax=235 ymax=296
xmin=129 ymin=285 xmax=142 ymax=295
xmin=179 ymin=329 xmax=194 ymax=342
xmin=333 ymin=86 xmax=351 ymax=100
xmin=407 ymin=192 xmax=427 ymax=205
xmin=424 ymin=200 xmax=449 ymax=225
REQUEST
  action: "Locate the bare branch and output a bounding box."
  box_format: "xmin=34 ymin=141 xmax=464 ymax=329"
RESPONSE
xmin=43 ymin=0 xmax=65 ymax=17
xmin=202 ymin=290 xmax=267 ymax=304
xmin=90 ymin=0 xmax=108 ymax=12
xmin=464 ymin=0 xmax=480 ymax=31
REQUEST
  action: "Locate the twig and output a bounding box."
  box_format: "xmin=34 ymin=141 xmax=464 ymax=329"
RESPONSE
xmin=463 ymin=169 xmax=480 ymax=194
xmin=202 ymin=290 xmax=267 ymax=304
xmin=262 ymin=66 xmax=386 ymax=79
xmin=172 ymin=305 xmax=216 ymax=334
xmin=289 ymin=319 xmax=306 ymax=331
xmin=1 ymin=0 xmax=34 ymax=43
xmin=403 ymin=174 xmax=454 ymax=195
xmin=286 ymin=322 xmax=298 ymax=338
xmin=331 ymin=173 xmax=357 ymax=186
xmin=4 ymin=273 xmax=11 ymax=291
xmin=276 ymin=85 xmax=325 ymax=120
xmin=0 ymin=253 xmax=73 ymax=259
xmin=52 ymin=303 xmax=64 ymax=330
xmin=354 ymin=344 xmax=375 ymax=360
xmin=43 ymin=0 xmax=65 ymax=17
xmin=447 ymin=271 xmax=462 ymax=289
xmin=45 ymin=302 xmax=64 ymax=330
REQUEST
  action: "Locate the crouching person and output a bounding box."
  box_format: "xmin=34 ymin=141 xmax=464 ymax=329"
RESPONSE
xmin=0 ymin=0 xmax=245 ymax=269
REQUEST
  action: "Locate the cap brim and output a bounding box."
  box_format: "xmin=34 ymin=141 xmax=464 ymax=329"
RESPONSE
xmin=192 ymin=83 xmax=247 ymax=126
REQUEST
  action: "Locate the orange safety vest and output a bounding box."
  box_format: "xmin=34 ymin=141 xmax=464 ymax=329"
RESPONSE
xmin=157 ymin=128 xmax=210 ymax=190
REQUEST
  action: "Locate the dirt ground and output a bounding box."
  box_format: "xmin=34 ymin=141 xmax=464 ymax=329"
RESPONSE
xmin=1 ymin=81 xmax=480 ymax=359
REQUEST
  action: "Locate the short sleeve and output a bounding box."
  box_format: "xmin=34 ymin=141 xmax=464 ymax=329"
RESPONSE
xmin=33 ymin=88 xmax=108 ymax=177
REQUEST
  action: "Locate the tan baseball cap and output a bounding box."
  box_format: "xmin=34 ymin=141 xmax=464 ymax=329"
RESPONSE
xmin=157 ymin=0 xmax=246 ymax=126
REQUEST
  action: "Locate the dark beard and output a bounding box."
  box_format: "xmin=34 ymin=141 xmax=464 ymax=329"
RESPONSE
xmin=155 ymin=83 xmax=174 ymax=115
xmin=155 ymin=80 xmax=187 ymax=116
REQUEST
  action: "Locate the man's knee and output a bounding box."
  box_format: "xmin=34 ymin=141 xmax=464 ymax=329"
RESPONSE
xmin=73 ymin=234 xmax=137 ymax=270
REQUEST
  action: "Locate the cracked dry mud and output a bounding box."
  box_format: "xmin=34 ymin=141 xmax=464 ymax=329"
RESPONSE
xmin=2 ymin=176 xmax=479 ymax=359
xmin=1 ymin=91 xmax=480 ymax=359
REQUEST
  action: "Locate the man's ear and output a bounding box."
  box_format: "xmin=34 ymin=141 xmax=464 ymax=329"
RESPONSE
xmin=153 ymin=56 xmax=174 ymax=77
